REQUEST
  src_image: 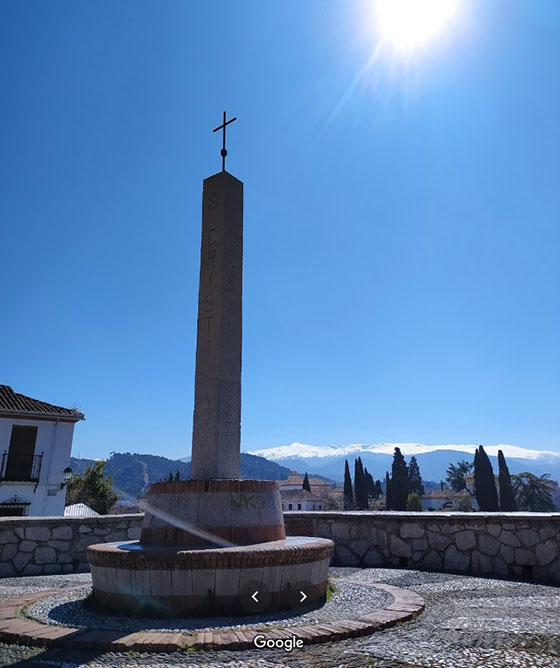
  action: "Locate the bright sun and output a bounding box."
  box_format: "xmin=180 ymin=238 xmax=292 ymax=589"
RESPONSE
xmin=375 ymin=0 xmax=460 ymax=53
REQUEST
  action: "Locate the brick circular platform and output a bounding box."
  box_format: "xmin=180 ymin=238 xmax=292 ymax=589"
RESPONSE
xmin=0 ymin=580 xmax=425 ymax=652
xmin=88 ymin=536 xmax=334 ymax=617
xmin=140 ymin=479 xmax=286 ymax=547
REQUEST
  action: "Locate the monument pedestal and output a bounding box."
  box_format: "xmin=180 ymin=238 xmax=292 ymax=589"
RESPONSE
xmin=88 ymin=480 xmax=334 ymax=617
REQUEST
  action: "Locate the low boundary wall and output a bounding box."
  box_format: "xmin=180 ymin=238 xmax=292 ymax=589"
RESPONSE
xmin=0 ymin=514 xmax=143 ymax=577
xmin=1 ymin=512 xmax=559 ymax=584
xmin=284 ymin=511 xmax=560 ymax=584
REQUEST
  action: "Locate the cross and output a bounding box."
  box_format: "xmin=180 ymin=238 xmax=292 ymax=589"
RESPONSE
xmin=213 ymin=111 xmax=237 ymax=172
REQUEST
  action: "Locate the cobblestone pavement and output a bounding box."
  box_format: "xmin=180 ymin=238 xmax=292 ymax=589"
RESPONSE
xmin=1 ymin=567 xmax=559 ymax=667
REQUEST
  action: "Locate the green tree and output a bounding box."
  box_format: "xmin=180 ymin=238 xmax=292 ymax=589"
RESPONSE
xmin=474 ymin=446 xmax=499 ymax=511
xmin=66 ymin=461 xmax=118 ymax=515
xmin=406 ymin=492 xmax=422 ymax=511
xmin=364 ymin=467 xmax=376 ymax=500
xmin=354 ymin=457 xmax=368 ymax=510
xmin=446 ymin=459 xmax=473 ymax=492
xmin=455 ymin=492 xmax=474 ymax=512
xmin=390 ymin=447 xmax=409 ymax=510
xmin=343 ymin=460 xmax=354 ymax=510
xmin=497 ymin=450 xmax=517 ymax=511
xmin=302 ymin=472 xmax=311 ymax=492
xmin=408 ymin=456 xmax=424 ymax=495
xmin=512 ymin=472 xmax=555 ymax=512
xmin=375 ymin=479 xmax=383 ymax=499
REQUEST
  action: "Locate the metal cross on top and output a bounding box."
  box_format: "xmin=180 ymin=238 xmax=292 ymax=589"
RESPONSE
xmin=212 ymin=111 xmax=237 ymax=172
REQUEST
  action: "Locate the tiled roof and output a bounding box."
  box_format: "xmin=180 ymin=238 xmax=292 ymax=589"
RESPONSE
xmin=64 ymin=503 xmax=99 ymax=517
xmin=280 ymin=489 xmax=322 ymax=502
xmin=0 ymin=385 xmax=85 ymax=421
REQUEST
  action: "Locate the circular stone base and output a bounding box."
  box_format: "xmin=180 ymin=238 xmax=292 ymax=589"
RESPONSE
xmin=87 ymin=536 xmax=334 ymax=617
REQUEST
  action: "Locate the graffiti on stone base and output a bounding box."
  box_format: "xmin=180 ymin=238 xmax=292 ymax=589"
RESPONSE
xmin=231 ymin=493 xmax=264 ymax=511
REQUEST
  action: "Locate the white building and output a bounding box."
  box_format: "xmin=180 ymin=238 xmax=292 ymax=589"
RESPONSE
xmin=0 ymin=385 xmax=84 ymax=517
xmin=280 ymin=489 xmax=324 ymax=511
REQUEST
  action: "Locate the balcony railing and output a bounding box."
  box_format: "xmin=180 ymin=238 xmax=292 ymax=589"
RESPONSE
xmin=0 ymin=452 xmax=43 ymax=482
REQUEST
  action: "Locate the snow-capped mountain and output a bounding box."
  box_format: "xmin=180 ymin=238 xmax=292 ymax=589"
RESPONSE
xmin=246 ymin=442 xmax=560 ymax=483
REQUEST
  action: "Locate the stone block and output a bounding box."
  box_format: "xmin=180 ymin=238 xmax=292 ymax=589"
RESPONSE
xmin=25 ymin=526 xmax=50 ymax=541
xmin=471 ymin=551 xmax=492 ymax=574
xmin=427 ymin=531 xmax=452 ymax=551
xmin=0 ymin=562 xmax=16 ymax=577
xmin=420 ymin=550 xmax=443 ymax=571
xmin=43 ymin=564 xmax=63 ymax=575
xmin=12 ymin=552 xmax=32 ymax=571
xmin=515 ymin=548 xmax=536 ymax=566
xmin=331 ymin=522 xmax=349 ymax=540
xmin=216 ymin=567 xmax=241 ymax=595
xmin=477 ymin=535 xmax=500 ymax=556
xmin=24 ymin=564 xmax=43 ymax=575
xmin=94 ymin=527 xmax=112 ymax=536
xmin=79 ymin=525 xmax=92 ymax=533
xmin=491 ymin=556 xmax=509 ymax=577
xmin=335 ymin=545 xmax=360 ymax=566
xmin=499 ymin=544 xmax=514 ymax=563
xmin=76 ymin=536 xmax=101 ymax=551
xmin=412 ymin=539 xmax=428 ymax=551
xmin=50 ymin=540 xmax=70 ymax=552
xmin=500 ymin=531 xmax=521 ymax=547
xmin=309 ymin=558 xmax=329 ymax=585
xmin=0 ymin=529 xmax=18 ymax=544
xmin=349 ymin=524 xmax=370 ymax=539
xmin=363 ymin=548 xmax=383 ymax=567
xmin=487 ymin=525 xmax=501 ymax=538
xmin=2 ymin=543 xmax=18 ymax=561
xmin=390 ymin=535 xmax=412 ymax=558
xmin=14 ymin=527 xmax=24 ymax=539
xmin=518 ymin=529 xmax=539 ymax=547
xmin=52 ymin=526 xmax=73 ymax=540
xmin=536 ymin=540 xmax=557 ymax=566
xmin=400 ymin=523 xmax=424 ymax=539
xmin=539 ymin=526 xmax=557 ymax=541
xmin=444 ymin=545 xmax=469 ymax=571
xmin=279 ymin=564 xmax=298 ymax=590
xmin=34 ymin=547 xmax=56 ymax=565
xmin=455 ymin=530 xmax=476 ymax=551
xmin=63 ymin=564 xmax=74 ymax=573
xmin=57 ymin=553 xmax=72 ymax=564
xmin=19 ymin=540 xmax=38 ymax=552
xmin=171 ymin=568 xmax=193 ymax=596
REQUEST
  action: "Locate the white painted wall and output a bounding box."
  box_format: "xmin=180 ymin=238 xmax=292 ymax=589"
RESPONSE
xmin=0 ymin=417 xmax=76 ymax=516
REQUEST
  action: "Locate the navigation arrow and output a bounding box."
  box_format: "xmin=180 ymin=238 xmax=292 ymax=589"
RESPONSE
xmin=251 ymin=591 xmax=259 ymax=603
xmin=299 ymin=591 xmax=307 ymax=603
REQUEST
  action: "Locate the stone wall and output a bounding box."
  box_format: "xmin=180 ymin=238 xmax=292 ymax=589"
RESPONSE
xmin=0 ymin=515 xmax=143 ymax=578
xmin=284 ymin=511 xmax=560 ymax=584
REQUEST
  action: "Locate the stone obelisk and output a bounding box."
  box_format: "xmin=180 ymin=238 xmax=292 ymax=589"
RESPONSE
xmin=191 ymin=113 xmax=242 ymax=480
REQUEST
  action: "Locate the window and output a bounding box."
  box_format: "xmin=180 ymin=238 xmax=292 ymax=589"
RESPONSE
xmin=2 ymin=426 xmax=40 ymax=482
xmin=288 ymin=504 xmax=292 ymax=510
xmin=297 ymin=503 xmax=302 ymax=510
xmin=312 ymin=504 xmax=315 ymax=510
xmin=0 ymin=495 xmax=30 ymax=516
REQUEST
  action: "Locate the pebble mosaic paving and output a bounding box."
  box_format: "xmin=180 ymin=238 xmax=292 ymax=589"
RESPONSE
xmin=1 ymin=567 xmax=559 ymax=667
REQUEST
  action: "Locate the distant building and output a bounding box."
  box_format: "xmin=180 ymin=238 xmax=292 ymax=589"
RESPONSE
xmin=280 ymin=489 xmax=324 ymax=511
xmin=279 ymin=471 xmax=333 ymax=497
xmin=64 ymin=503 xmax=99 ymax=517
xmin=0 ymin=385 xmax=84 ymax=516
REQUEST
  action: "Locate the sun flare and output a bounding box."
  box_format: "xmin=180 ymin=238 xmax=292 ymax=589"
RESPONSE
xmin=374 ymin=0 xmax=460 ymax=53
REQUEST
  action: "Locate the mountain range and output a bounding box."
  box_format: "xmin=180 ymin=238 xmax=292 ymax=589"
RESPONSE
xmin=247 ymin=442 xmax=560 ymax=484
xmin=70 ymin=452 xmax=292 ymax=502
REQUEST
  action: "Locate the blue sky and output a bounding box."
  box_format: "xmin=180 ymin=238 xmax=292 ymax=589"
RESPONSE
xmin=1 ymin=0 xmax=559 ymax=461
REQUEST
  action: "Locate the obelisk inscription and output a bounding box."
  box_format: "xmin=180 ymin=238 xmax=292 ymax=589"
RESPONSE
xmin=191 ymin=171 xmax=243 ymax=479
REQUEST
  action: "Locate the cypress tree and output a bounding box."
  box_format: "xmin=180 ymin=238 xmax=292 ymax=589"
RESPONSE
xmin=302 ymin=472 xmax=311 ymax=492
xmin=175 ymin=470 xmax=180 ymax=482
xmin=364 ymin=469 xmax=376 ymax=499
xmin=498 ymin=450 xmax=517 ymax=511
xmin=474 ymin=445 xmax=499 ymax=511
xmin=408 ymin=456 xmax=424 ymax=495
xmin=343 ymin=460 xmax=354 ymax=510
xmin=354 ymin=457 xmax=368 ymax=509
xmin=375 ymin=479 xmax=383 ymax=499
xmin=385 ymin=471 xmax=393 ymax=510
xmin=391 ymin=447 xmax=409 ymax=510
